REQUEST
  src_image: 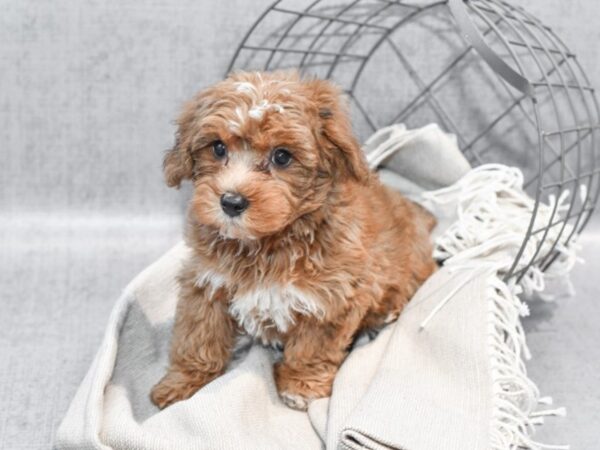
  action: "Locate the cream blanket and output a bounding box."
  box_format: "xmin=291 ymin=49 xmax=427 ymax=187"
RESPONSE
xmin=56 ymin=124 xmax=572 ymax=450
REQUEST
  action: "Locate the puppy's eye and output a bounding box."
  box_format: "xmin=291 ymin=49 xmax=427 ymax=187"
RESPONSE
xmin=212 ymin=140 xmax=227 ymax=160
xmin=271 ymin=148 xmax=292 ymax=168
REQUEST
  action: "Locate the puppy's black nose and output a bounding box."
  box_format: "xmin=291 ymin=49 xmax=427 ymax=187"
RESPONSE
xmin=220 ymin=192 xmax=249 ymax=217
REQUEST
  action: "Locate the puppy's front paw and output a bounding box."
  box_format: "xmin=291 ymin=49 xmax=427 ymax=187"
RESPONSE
xmin=280 ymin=390 xmax=311 ymax=411
xmin=275 ymin=363 xmax=333 ymax=411
xmin=150 ymin=369 xmax=214 ymax=409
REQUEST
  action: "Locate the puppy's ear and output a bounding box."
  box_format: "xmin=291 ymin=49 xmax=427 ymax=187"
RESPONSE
xmin=307 ymin=79 xmax=370 ymax=183
xmin=163 ymin=89 xmax=213 ymax=188
xmin=163 ymin=135 xmax=193 ymax=188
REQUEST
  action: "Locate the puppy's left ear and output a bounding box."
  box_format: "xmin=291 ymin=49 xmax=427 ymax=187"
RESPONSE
xmin=308 ymin=79 xmax=370 ymax=182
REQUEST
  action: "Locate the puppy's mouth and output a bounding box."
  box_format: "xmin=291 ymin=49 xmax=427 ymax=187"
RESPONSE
xmin=219 ymin=225 xmax=249 ymax=241
xmin=191 ymin=182 xmax=296 ymax=241
xmin=217 ymin=217 xmax=257 ymax=241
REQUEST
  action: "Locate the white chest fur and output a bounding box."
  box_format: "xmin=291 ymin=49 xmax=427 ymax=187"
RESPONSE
xmin=196 ymin=270 xmax=324 ymax=337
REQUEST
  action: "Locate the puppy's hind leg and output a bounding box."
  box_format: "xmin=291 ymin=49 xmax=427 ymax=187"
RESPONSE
xmin=150 ymin=268 xmax=235 ymax=409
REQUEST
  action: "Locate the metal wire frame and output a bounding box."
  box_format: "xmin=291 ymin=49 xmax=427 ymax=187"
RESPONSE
xmin=226 ymin=0 xmax=600 ymax=280
xmin=466 ymin=0 xmax=600 ymax=278
xmin=460 ymin=0 xmax=578 ymax=280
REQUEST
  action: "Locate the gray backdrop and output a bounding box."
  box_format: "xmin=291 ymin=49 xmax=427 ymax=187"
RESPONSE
xmin=1 ymin=1 xmax=599 ymax=449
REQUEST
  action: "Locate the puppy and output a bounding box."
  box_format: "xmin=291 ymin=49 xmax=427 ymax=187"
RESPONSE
xmin=150 ymin=71 xmax=436 ymax=410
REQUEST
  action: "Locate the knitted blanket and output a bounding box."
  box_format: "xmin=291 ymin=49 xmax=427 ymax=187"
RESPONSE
xmin=56 ymin=124 xmax=572 ymax=450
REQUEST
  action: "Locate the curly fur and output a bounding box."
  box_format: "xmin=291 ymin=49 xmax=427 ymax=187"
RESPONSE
xmin=151 ymin=71 xmax=437 ymax=410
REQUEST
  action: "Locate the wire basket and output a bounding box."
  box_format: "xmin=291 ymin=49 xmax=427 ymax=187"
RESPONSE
xmin=227 ymin=0 xmax=600 ymax=280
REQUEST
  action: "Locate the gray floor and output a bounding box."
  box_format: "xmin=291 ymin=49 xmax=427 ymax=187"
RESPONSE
xmin=0 ymin=214 xmax=183 ymax=449
xmin=523 ymin=214 xmax=600 ymax=448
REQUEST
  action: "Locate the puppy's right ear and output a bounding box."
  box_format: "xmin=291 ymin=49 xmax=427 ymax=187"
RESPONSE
xmin=163 ymin=135 xmax=193 ymax=188
xmin=163 ymin=79 xmax=229 ymax=187
xmin=163 ymin=91 xmax=209 ymax=188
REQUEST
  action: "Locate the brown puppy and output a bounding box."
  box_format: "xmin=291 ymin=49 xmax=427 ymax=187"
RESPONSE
xmin=150 ymin=71 xmax=436 ymax=410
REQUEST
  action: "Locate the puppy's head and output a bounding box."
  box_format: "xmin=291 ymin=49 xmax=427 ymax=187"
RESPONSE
xmin=164 ymin=71 xmax=369 ymax=240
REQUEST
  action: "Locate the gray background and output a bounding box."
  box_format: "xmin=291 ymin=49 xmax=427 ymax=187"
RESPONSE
xmin=0 ymin=1 xmax=599 ymax=448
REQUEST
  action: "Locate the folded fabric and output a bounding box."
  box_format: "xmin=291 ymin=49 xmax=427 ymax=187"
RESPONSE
xmin=363 ymin=123 xmax=471 ymax=196
xmin=56 ymin=124 xmax=573 ymax=450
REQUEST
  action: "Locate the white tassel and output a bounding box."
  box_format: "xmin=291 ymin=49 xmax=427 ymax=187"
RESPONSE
xmin=367 ymin=129 xmax=578 ymax=450
xmin=420 ymin=164 xmax=577 ymax=450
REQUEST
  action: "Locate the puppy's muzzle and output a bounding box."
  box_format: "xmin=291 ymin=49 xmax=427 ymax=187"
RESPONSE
xmin=220 ymin=192 xmax=249 ymax=217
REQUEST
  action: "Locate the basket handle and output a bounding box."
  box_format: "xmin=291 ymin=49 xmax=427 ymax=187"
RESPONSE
xmin=448 ymin=0 xmax=534 ymax=97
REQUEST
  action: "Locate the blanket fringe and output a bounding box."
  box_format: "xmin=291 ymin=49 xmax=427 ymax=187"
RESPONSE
xmin=418 ymin=165 xmax=577 ymax=450
xmin=366 ymin=126 xmax=579 ymax=449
